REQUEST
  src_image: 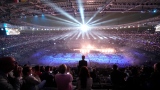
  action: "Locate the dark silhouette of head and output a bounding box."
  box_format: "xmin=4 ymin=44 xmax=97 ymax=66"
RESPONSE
xmin=0 ymin=57 xmax=17 ymax=73
xmin=112 ymin=64 xmax=118 ymax=70
xmin=154 ymin=62 xmax=160 ymax=72
xmin=79 ymin=66 xmax=90 ymax=77
xmin=45 ymin=66 xmax=50 ymax=72
xmin=34 ymin=65 xmax=40 ymax=72
xmin=23 ymin=66 xmax=32 ymax=76
xmin=82 ymin=55 xmax=85 ymax=60
xmin=79 ymin=66 xmax=90 ymax=88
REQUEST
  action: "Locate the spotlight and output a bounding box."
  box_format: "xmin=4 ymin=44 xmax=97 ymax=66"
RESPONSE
xmin=80 ymin=24 xmax=89 ymax=32
xmin=153 ymin=9 xmax=157 ymax=13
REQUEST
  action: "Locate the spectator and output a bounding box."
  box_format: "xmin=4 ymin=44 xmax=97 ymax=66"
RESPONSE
xmin=125 ymin=67 xmax=141 ymax=90
xmin=78 ymin=55 xmax=88 ymax=74
xmin=22 ymin=66 xmax=46 ymax=90
xmin=0 ymin=57 xmax=22 ymax=90
xmin=40 ymin=66 xmax=55 ymax=87
xmin=150 ymin=62 xmax=160 ymax=89
xmin=77 ymin=66 xmax=92 ymax=90
xmin=110 ymin=64 xmax=125 ymax=90
xmin=55 ymin=64 xmax=73 ymax=90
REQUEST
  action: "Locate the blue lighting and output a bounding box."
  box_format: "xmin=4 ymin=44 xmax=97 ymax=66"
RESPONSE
xmin=77 ymin=0 xmax=85 ymax=24
xmin=30 ymin=52 xmax=133 ymax=67
xmin=3 ymin=23 xmax=7 ymax=28
xmin=46 ymin=1 xmax=81 ymax=24
xmin=5 ymin=28 xmax=9 ymax=35
xmin=42 ymin=14 xmax=44 ymax=17
xmin=153 ymin=9 xmax=157 ymax=13
xmin=41 ymin=14 xmax=45 ymax=19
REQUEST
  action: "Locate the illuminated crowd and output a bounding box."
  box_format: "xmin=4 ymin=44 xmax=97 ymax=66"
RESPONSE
xmin=0 ymin=30 xmax=160 ymax=66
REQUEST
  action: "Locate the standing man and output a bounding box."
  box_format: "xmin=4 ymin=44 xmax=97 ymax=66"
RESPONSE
xmin=78 ymin=55 xmax=88 ymax=74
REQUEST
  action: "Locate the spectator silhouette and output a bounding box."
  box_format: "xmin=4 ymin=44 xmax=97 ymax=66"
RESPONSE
xmin=110 ymin=64 xmax=125 ymax=90
xmin=0 ymin=57 xmax=22 ymax=90
xmin=125 ymin=67 xmax=140 ymax=90
xmin=150 ymin=62 xmax=160 ymax=89
xmin=78 ymin=55 xmax=88 ymax=74
xmin=22 ymin=66 xmax=46 ymax=90
xmin=77 ymin=66 xmax=92 ymax=90
xmin=90 ymin=68 xmax=98 ymax=83
xmin=40 ymin=66 xmax=55 ymax=87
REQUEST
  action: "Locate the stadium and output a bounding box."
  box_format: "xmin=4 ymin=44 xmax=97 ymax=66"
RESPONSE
xmin=0 ymin=0 xmax=160 ymax=89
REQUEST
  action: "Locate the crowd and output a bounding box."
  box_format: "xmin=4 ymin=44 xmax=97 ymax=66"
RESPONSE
xmin=0 ymin=30 xmax=160 ymax=90
xmin=0 ymin=30 xmax=160 ymax=63
xmin=0 ymin=56 xmax=160 ymax=90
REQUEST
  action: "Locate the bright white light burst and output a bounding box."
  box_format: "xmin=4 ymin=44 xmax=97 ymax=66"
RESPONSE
xmin=80 ymin=24 xmax=89 ymax=32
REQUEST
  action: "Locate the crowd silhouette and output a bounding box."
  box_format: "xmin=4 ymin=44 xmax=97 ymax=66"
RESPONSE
xmin=0 ymin=56 xmax=160 ymax=90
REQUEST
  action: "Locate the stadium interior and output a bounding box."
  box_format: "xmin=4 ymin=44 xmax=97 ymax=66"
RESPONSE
xmin=1 ymin=0 xmax=160 ymax=90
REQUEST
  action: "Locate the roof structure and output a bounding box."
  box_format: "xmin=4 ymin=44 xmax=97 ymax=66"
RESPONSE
xmin=0 ymin=0 xmax=160 ymax=29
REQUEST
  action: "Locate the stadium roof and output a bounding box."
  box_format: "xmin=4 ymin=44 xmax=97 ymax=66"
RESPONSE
xmin=0 ymin=0 xmax=160 ymax=29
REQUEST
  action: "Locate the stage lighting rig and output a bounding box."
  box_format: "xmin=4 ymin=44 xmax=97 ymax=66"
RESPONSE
xmin=80 ymin=24 xmax=90 ymax=32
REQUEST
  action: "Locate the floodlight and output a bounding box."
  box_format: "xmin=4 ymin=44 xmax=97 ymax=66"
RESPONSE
xmin=80 ymin=24 xmax=89 ymax=32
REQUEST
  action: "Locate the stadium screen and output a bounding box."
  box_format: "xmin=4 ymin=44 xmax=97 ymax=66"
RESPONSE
xmin=0 ymin=28 xmax=20 ymax=35
xmin=155 ymin=24 xmax=160 ymax=32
